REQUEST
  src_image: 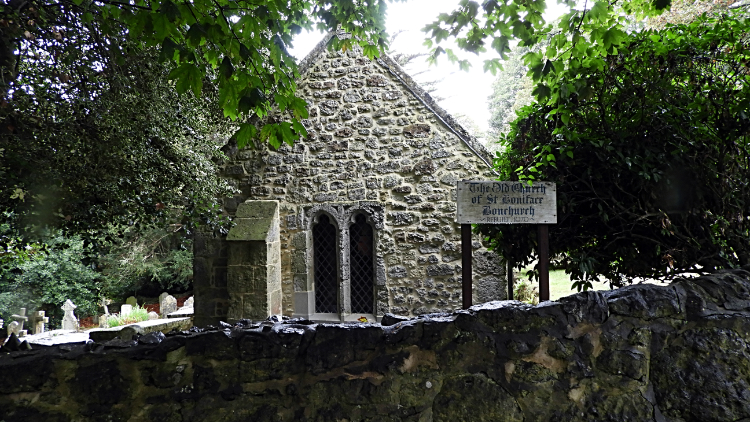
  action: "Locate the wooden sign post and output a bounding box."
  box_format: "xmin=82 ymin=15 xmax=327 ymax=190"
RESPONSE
xmin=456 ymin=181 xmax=557 ymax=307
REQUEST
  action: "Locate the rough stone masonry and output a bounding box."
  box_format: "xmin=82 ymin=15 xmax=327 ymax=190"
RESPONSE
xmin=3 ymin=269 xmax=750 ymax=421
xmin=194 ymin=31 xmax=504 ymax=325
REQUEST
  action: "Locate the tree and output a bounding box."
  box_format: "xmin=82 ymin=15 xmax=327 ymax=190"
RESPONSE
xmin=480 ymin=13 xmax=750 ymax=287
xmin=486 ymin=45 xmax=533 ymax=140
xmin=388 ymin=30 xmax=448 ymax=103
xmin=1 ymin=49 xmax=233 ymax=238
xmin=648 ymin=0 xmax=747 ymax=28
xmin=1 ymin=0 xmax=397 ymax=149
xmin=423 ymin=0 xmax=674 ymax=124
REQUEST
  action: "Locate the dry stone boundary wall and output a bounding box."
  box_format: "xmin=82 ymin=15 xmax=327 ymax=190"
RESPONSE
xmin=3 ymin=269 xmax=750 ymax=421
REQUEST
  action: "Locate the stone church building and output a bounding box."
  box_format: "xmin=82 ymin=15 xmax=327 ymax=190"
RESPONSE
xmin=193 ymin=31 xmax=506 ymax=326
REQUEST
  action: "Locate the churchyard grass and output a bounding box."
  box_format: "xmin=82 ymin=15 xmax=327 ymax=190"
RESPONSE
xmin=518 ymin=267 xmax=611 ymax=302
xmin=106 ymin=305 xmax=149 ymax=328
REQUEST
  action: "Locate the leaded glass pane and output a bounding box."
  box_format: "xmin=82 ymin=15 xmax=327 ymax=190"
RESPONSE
xmin=314 ymin=214 xmax=338 ymax=313
xmin=349 ymin=214 xmax=374 ymax=314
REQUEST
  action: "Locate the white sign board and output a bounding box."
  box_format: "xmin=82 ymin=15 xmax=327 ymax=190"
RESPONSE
xmin=456 ymin=181 xmax=557 ymax=224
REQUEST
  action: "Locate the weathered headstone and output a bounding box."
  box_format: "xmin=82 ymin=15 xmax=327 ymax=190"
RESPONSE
xmin=160 ymin=295 xmax=177 ymax=318
xmin=11 ymin=308 xmax=28 ymax=337
xmin=0 ymin=319 xmax=3 ymax=329
xmin=148 ymin=311 xmax=159 ymax=320
xmin=99 ymin=314 xmax=109 ymax=328
xmin=30 ymin=311 xmax=49 ymax=334
xmin=100 ymin=297 xmax=112 ymax=315
xmin=158 ymin=292 xmax=169 ymax=306
xmin=125 ymin=296 xmax=138 ymax=307
xmin=7 ymin=321 xmax=19 ymax=337
xmin=120 ymin=304 xmax=133 ymax=318
xmin=183 ymin=296 xmax=194 ymax=308
xmin=61 ymin=299 xmax=78 ymax=331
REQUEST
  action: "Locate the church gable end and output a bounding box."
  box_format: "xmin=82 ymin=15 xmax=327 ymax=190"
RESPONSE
xmin=193 ymin=38 xmax=505 ymax=326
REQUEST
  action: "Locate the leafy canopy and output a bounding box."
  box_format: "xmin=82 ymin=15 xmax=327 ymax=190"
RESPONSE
xmin=481 ymin=13 xmax=750 ymax=287
xmin=1 ymin=0 xmax=399 ymax=149
xmin=424 ymin=0 xmax=671 ymax=107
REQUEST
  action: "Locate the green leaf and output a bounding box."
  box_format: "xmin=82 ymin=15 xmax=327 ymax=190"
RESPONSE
xmin=151 ymin=13 xmax=174 ymax=42
xmin=261 ymin=124 xmax=282 ymax=149
xmin=363 ymin=44 xmax=380 ymax=59
xmin=160 ymin=38 xmax=179 ymax=62
xmin=160 ymin=0 xmax=181 ymax=21
xmin=587 ymin=2 xmax=609 ymax=21
xmin=532 ymin=84 xmax=551 ymax=101
xmin=602 ymin=28 xmax=625 ymax=51
xmin=279 ymin=122 xmax=295 ymax=146
xmin=219 ymin=56 xmax=234 ymax=80
xmin=232 ymin=123 xmax=258 ymax=150
xmin=168 ymin=63 xmax=203 ymax=97
xmin=292 ymin=120 xmax=308 ymax=139
xmin=238 ymin=88 xmax=266 ymax=115
xmin=186 ymin=23 xmax=206 ymax=47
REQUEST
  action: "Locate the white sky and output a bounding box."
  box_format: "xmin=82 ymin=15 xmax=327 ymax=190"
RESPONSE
xmin=290 ymin=0 xmax=567 ymax=135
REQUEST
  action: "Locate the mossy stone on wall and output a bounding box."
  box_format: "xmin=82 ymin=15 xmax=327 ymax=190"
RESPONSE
xmin=4 ymin=269 xmax=750 ymax=421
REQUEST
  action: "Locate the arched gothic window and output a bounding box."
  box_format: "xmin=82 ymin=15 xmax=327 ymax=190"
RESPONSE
xmin=349 ymin=214 xmax=374 ymax=314
xmin=313 ymin=214 xmax=338 ymax=314
xmin=309 ymin=210 xmax=377 ymax=319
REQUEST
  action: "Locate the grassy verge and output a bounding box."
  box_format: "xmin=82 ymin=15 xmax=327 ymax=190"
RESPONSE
xmin=516 ymin=268 xmax=611 ymax=302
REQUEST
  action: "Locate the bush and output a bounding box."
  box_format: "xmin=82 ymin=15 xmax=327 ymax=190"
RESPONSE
xmin=0 ymin=230 xmax=100 ymax=328
xmin=98 ymin=225 xmax=194 ymax=298
xmin=513 ymin=278 xmax=539 ymax=305
xmin=483 ymin=13 xmax=750 ymax=289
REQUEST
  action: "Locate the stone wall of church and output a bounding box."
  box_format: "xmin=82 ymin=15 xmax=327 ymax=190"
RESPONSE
xmin=194 ymin=43 xmax=504 ymax=324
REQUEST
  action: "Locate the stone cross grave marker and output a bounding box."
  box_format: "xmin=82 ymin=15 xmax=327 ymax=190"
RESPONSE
xmin=100 ymin=297 xmax=112 ymax=315
xmin=61 ymin=299 xmax=78 ymax=331
xmin=30 ymin=311 xmax=49 ymax=334
xmin=160 ymin=295 xmax=177 ymax=318
xmin=11 ymin=308 xmax=28 ymax=337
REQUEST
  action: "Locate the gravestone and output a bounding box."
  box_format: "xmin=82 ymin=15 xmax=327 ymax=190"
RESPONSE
xmin=30 ymin=311 xmax=49 ymax=334
xmin=100 ymin=298 xmax=112 ymax=315
xmin=0 ymin=319 xmax=3 ymax=329
xmin=158 ymin=292 xmax=169 ymax=306
xmin=120 ymin=304 xmax=133 ymax=318
xmin=160 ymin=295 xmax=177 ymax=318
xmin=7 ymin=321 xmax=19 ymax=337
xmin=99 ymin=314 xmax=109 ymax=328
xmin=11 ymin=308 xmax=28 ymax=337
xmin=183 ymin=296 xmax=194 ymax=308
xmin=148 ymin=311 xmax=159 ymax=320
xmin=125 ymin=296 xmax=138 ymax=307
xmin=61 ymin=299 xmax=78 ymax=331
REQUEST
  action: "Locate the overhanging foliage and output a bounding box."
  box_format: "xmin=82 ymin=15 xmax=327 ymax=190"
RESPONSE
xmin=481 ymin=13 xmax=750 ymax=287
